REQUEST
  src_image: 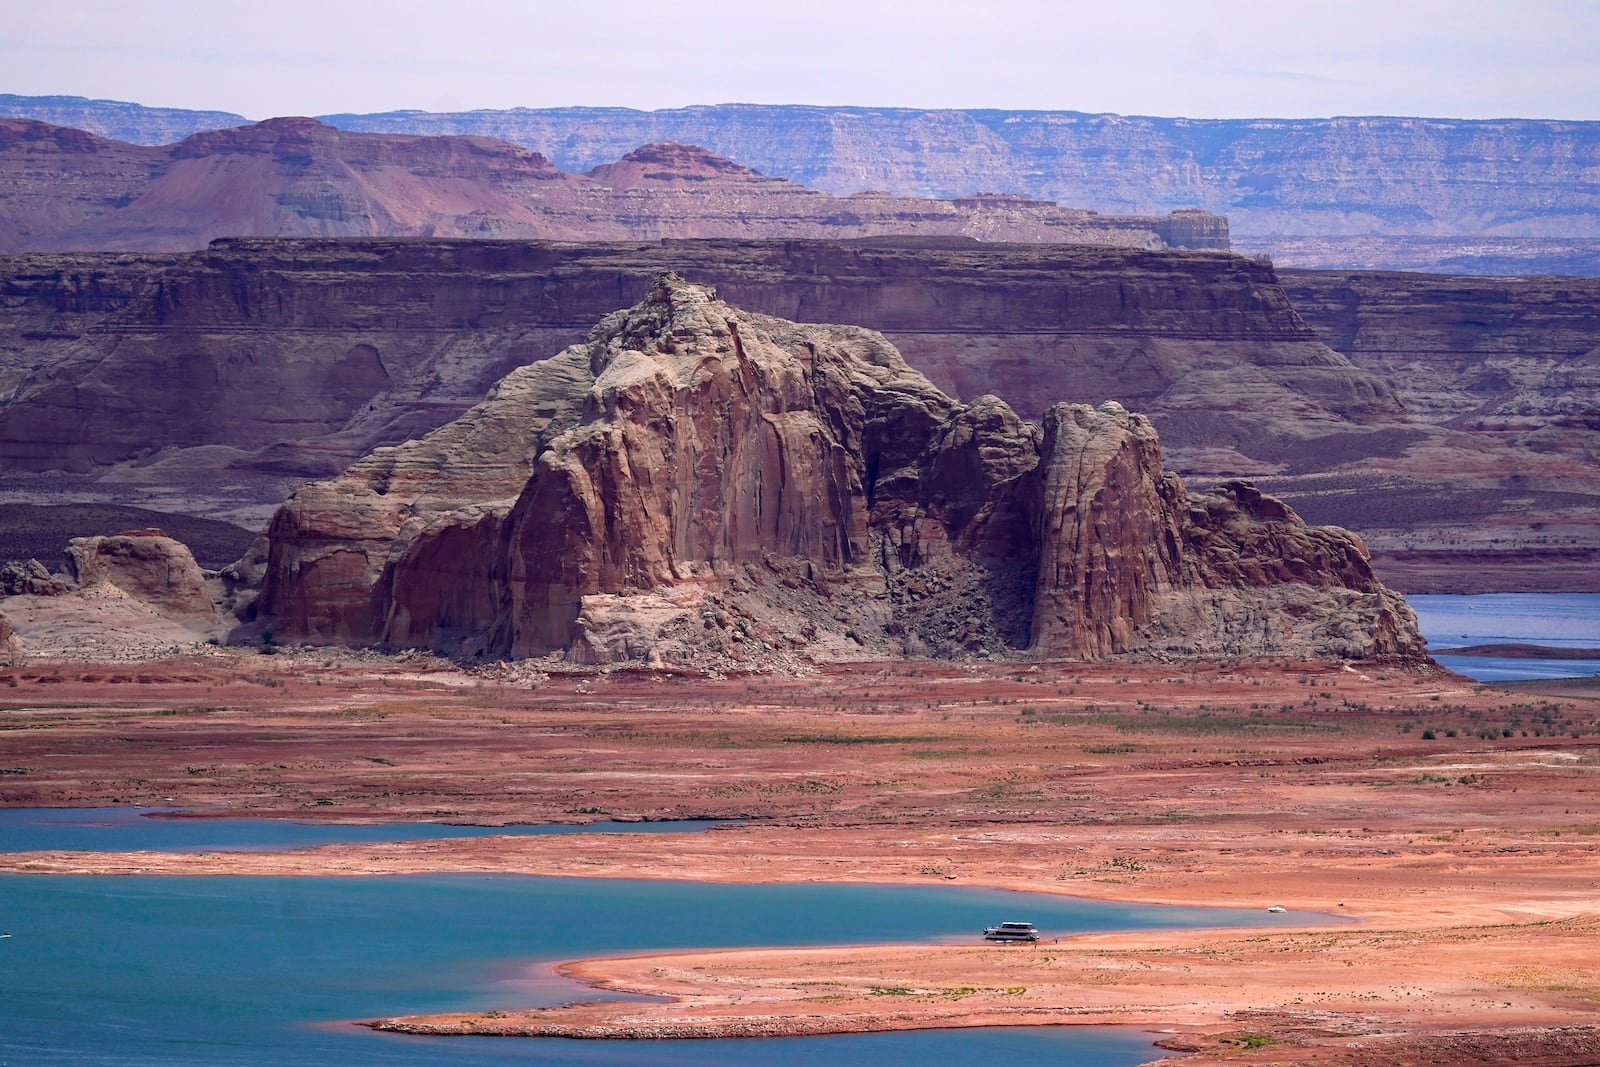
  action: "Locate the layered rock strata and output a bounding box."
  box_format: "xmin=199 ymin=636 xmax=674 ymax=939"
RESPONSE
xmin=1258 ymin=269 xmax=1600 ymax=590
xmin=12 ymin=96 xmax=1599 ymax=247
xmin=0 ymin=238 xmax=1398 ymax=482
xmin=258 ymin=275 xmax=1422 ymax=664
xmin=0 ymin=118 xmax=1224 ymax=253
xmin=2 ymin=237 xmax=1593 ymax=590
xmin=313 ymin=105 xmax=1600 ymax=242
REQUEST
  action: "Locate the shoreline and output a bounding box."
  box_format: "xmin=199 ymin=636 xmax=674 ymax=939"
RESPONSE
xmin=9 ymin=826 xmax=1598 ymax=1063
xmin=4 ymin=655 xmax=1599 ymax=1064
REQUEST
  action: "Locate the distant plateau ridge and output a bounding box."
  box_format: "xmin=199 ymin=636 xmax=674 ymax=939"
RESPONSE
xmin=4 ymin=94 xmax=1600 ymax=273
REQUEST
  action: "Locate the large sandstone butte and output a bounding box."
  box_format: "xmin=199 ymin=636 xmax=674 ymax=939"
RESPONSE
xmin=258 ymin=275 xmax=1421 ymax=666
xmin=0 ymin=117 xmax=1223 ymax=253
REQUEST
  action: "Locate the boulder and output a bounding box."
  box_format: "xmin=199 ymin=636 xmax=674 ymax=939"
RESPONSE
xmin=0 ymin=558 xmax=71 ymax=596
xmin=63 ymin=529 xmax=217 ymax=622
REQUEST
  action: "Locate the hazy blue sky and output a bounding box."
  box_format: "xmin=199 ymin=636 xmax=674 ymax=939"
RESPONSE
xmin=6 ymin=0 xmax=1598 ymax=120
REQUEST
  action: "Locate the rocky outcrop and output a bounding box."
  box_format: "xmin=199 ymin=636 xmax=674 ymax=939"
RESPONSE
xmin=62 ymin=530 xmax=217 ymax=622
xmin=258 ymin=275 xmax=1423 ymax=665
xmin=0 ymin=118 xmax=1224 ymax=253
xmin=0 ymin=558 xmax=70 ymax=597
xmin=0 ymin=528 xmax=232 ymax=659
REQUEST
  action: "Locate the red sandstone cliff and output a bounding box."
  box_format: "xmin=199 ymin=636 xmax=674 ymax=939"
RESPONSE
xmin=258 ymin=275 xmax=1422 ymax=665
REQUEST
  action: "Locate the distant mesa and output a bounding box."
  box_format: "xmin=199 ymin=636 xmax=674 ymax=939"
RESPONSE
xmin=0 ymin=116 xmax=1226 ymax=253
xmin=6 ymin=94 xmax=1597 ymax=273
xmin=588 ymin=141 xmax=769 ymax=186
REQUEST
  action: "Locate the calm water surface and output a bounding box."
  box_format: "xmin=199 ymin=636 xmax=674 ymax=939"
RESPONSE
xmin=0 ymin=872 xmax=1264 ymax=1065
xmin=1409 ymin=593 xmax=1600 ymax=681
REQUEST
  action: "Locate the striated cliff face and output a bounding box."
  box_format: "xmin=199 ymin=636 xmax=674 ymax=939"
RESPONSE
xmin=1246 ymin=269 xmax=1600 ymax=591
xmin=0 ymin=238 xmax=1391 ymax=494
xmin=11 ymin=96 xmax=1600 ymax=271
xmin=258 ymin=275 xmax=1422 ymax=665
xmin=1280 ymin=270 xmax=1600 ymax=427
xmin=310 ymin=105 xmax=1600 ymax=240
xmin=0 ymin=118 xmax=1223 ymax=253
xmin=0 ymin=94 xmax=247 ymax=146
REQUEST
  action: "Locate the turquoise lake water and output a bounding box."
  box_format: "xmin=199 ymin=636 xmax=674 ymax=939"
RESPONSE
xmin=1409 ymin=593 xmax=1600 ymax=681
xmin=0 ymin=870 xmax=1281 ymax=1065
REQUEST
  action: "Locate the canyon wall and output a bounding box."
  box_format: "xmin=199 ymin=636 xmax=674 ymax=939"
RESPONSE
xmin=322 ymin=107 xmax=1600 ymax=241
xmin=9 ymin=96 xmax=1600 ymax=271
xmin=0 ymin=94 xmax=247 ymax=146
xmin=1260 ymin=269 xmax=1600 ymax=590
xmin=2 ymin=238 xmax=1593 ymax=589
xmin=0 ymin=238 xmax=1397 ymax=482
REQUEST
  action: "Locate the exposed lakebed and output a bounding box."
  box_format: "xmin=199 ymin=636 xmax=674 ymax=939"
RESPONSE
xmin=0 ymin=815 xmax=1300 ymax=1066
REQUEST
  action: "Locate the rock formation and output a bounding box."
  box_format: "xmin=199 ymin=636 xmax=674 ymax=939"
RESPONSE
xmin=0 ymin=529 xmax=233 ymax=659
xmin=257 ymin=275 xmax=1422 ymax=665
xmin=0 ymin=118 xmax=1224 ymax=253
xmin=4 ymin=236 xmax=1594 ymax=591
xmin=0 ymin=558 xmax=70 ymax=597
xmin=62 ymin=530 xmax=217 ymax=622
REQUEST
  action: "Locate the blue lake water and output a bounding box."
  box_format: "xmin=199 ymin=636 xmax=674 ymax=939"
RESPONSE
xmin=0 ymin=871 xmax=1284 ymax=1065
xmin=1409 ymin=593 xmax=1600 ymax=681
xmin=0 ymin=806 xmax=726 ymax=853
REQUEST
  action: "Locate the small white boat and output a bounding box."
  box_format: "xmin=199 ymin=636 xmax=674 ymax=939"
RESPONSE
xmin=1266 ymin=905 xmax=1287 ymax=913
xmin=983 ymin=920 xmax=1039 ymax=942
